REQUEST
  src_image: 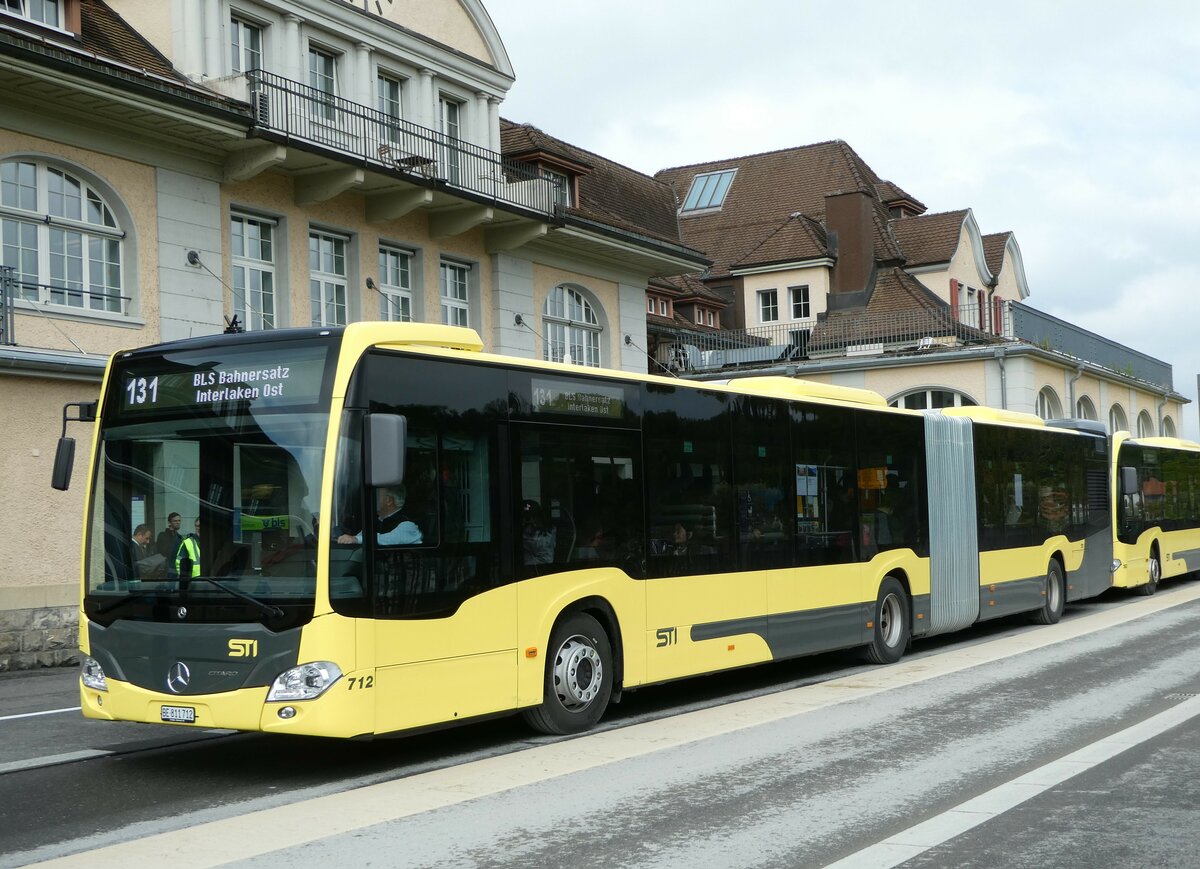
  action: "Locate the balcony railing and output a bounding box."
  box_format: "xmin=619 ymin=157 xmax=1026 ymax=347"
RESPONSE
xmin=658 ymin=303 xmax=1008 ymax=373
xmin=246 ymin=70 xmax=565 ymax=219
xmin=1 ymin=267 xmax=14 ymax=346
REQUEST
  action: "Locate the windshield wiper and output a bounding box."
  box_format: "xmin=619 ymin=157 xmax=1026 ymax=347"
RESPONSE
xmin=180 ymin=576 xmax=286 ymax=619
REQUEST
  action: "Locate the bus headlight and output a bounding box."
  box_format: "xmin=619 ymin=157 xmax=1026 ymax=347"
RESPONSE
xmin=266 ymin=662 xmax=343 ymax=702
xmin=1111 ymin=559 xmax=1122 ymax=573
xmin=81 ymin=656 xmax=108 ymax=692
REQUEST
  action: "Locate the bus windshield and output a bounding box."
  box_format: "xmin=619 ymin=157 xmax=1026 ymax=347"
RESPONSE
xmin=83 ymin=336 xmax=338 ymax=629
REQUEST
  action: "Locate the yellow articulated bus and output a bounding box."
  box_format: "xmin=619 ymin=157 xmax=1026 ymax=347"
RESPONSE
xmin=59 ymin=322 xmax=1115 ymax=739
xmin=1111 ymin=433 xmax=1200 ymax=595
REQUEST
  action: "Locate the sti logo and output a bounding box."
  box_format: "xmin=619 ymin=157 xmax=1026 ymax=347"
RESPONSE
xmin=228 ymin=639 xmax=259 ymax=658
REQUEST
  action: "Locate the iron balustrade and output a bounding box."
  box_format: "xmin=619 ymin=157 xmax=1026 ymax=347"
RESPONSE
xmin=246 ymin=70 xmax=565 ymax=218
xmin=0 ymin=266 xmax=14 ymax=346
xmin=658 ymin=303 xmax=1012 ymax=372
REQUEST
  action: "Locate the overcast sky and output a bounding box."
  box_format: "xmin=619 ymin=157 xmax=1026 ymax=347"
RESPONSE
xmin=482 ymin=0 xmax=1200 ymax=435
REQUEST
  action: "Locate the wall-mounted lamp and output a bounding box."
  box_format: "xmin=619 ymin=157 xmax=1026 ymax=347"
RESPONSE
xmin=624 ymin=334 xmax=633 ymax=346
xmin=186 ymin=250 xmax=201 ymax=266
xmin=365 ymin=277 xmax=377 ymax=290
xmin=514 ymin=313 xmax=525 ymax=326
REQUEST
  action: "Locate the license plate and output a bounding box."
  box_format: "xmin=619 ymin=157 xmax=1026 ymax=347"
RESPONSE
xmin=160 ymin=705 xmax=196 ymax=723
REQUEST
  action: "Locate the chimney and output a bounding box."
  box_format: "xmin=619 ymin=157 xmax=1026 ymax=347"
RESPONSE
xmin=825 ymin=190 xmax=876 ymax=310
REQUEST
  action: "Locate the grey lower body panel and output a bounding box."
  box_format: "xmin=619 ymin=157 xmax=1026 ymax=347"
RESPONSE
xmin=924 ymin=414 xmax=981 ymax=636
xmin=691 ymin=600 xmax=870 ymax=660
xmin=1068 ymin=528 xmax=1114 ymax=601
xmin=1170 ymin=547 xmax=1200 ymax=572
xmin=978 ymin=576 xmax=1045 ymax=621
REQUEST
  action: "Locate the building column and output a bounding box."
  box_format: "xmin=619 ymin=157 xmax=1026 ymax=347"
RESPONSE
xmin=488 ymin=97 xmax=501 ymax=153
xmin=283 ymin=14 xmax=303 ymax=84
xmin=473 ymin=91 xmax=489 ymax=149
xmin=354 ymin=42 xmax=373 ymax=108
xmin=180 ymin=0 xmax=204 ymax=80
xmin=418 ymin=68 xmax=436 ymax=129
xmin=202 ymin=0 xmax=222 ymax=79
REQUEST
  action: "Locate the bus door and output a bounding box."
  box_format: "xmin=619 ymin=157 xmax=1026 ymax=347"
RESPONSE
xmin=512 ymin=423 xmax=644 ymax=630
xmin=644 ymin=389 xmax=766 ymax=682
xmin=349 ymin=353 xmax=514 ymax=734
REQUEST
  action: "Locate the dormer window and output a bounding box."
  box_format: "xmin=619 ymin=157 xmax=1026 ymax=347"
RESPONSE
xmin=540 ymin=168 xmax=571 ymax=207
xmin=1 ymin=0 xmax=62 ymax=27
xmin=681 ymin=169 xmax=736 ymax=213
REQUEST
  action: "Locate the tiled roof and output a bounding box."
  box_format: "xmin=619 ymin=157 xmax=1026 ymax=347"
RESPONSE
xmin=80 ymin=0 xmax=185 ymax=81
xmin=653 ymin=273 xmax=726 ymax=305
xmin=655 ymin=140 xmax=904 ymax=278
xmin=500 ymin=119 xmax=685 ymax=246
xmin=982 ymin=232 xmax=1010 ymax=279
xmin=888 ymin=210 xmax=969 ymax=268
xmin=875 ymin=179 xmax=926 ymax=212
xmin=730 ymin=213 xmax=828 ymax=270
xmin=809 ymin=267 xmax=999 ymax=351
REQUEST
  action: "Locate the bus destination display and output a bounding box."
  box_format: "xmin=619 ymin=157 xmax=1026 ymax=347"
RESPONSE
xmin=119 ymin=346 xmax=327 ymax=414
xmin=531 ymin=378 xmax=626 ymax=418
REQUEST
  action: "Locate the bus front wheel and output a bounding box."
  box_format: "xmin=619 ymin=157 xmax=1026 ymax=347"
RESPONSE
xmin=1137 ymin=551 xmax=1160 ymax=596
xmin=864 ymin=577 xmax=910 ymax=665
xmin=522 ymin=612 xmax=613 ymax=735
xmin=1031 ymin=559 xmax=1065 ymax=625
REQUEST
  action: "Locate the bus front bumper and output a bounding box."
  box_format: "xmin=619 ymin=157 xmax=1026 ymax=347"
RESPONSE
xmin=79 ymin=674 xmax=375 ymax=738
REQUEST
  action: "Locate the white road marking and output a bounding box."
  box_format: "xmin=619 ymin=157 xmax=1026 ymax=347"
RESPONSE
xmin=824 ymin=693 xmax=1200 ymax=869
xmin=0 ymin=750 xmax=111 ymax=775
xmin=0 ymin=706 xmax=80 ymax=723
xmin=24 ymin=583 xmax=1200 ymax=869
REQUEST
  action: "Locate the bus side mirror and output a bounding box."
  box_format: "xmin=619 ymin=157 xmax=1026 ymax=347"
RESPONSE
xmin=51 ymin=437 xmax=76 ymax=491
xmin=367 ymin=413 xmax=407 ymax=488
xmin=1120 ymin=467 xmax=1138 ymax=497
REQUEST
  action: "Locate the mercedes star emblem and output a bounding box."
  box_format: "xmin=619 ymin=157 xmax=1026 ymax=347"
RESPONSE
xmin=176 ymin=606 xmax=188 ymax=620
xmin=166 ymin=661 xmax=191 ymax=694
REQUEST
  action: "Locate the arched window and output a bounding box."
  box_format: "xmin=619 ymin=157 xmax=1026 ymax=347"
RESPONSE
xmin=1075 ymin=396 xmax=1098 ymax=421
xmin=1036 ymin=387 xmax=1063 ymax=420
xmin=1162 ymin=416 xmax=1177 ymax=438
xmin=1 ymin=158 xmax=126 ymax=313
xmin=888 ymin=388 xmax=977 ymax=411
xmin=542 ymin=284 xmax=601 ymax=367
xmin=1108 ymin=403 xmax=1128 ymax=434
xmin=1137 ymin=411 xmax=1154 ymax=437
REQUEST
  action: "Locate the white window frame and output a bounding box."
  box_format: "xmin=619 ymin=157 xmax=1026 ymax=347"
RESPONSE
xmin=790 ymin=285 xmax=810 ymax=319
xmin=378 ymin=244 xmax=413 ymax=322
xmin=440 ymin=259 xmax=470 ymax=327
xmin=1136 ymin=411 xmax=1155 ymax=438
xmin=308 ymin=46 xmax=338 ymax=123
xmin=1108 ymin=404 xmax=1128 ymax=435
xmin=439 ymin=94 xmax=462 ymax=183
xmin=309 ymin=229 xmax=347 ymax=327
xmin=230 ymin=16 xmax=262 ymax=74
xmin=1 ymin=159 xmax=125 ymax=314
xmin=541 ymin=167 xmax=571 ymax=207
xmin=1036 ymin=387 xmax=1063 ymax=420
xmin=707 ymin=311 xmax=715 ymax=327
xmin=659 ymin=299 xmax=668 ymax=316
xmin=758 ymin=288 xmax=779 ymax=323
xmin=0 ymin=0 xmax=63 ymax=29
xmin=377 ymin=71 xmax=403 ymax=142
xmin=543 ymin=285 xmax=602 ymax=368
xmin=889 ymin=388 xmax=977 ymax=411
xmin=647 ymin=296 xmax=655 ymax=315
xmin=230 ymin=212 xmax=276 ymax=330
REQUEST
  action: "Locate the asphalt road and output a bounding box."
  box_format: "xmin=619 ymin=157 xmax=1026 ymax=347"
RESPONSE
xmin=3 ymin=581 xmax=1200 ymax=868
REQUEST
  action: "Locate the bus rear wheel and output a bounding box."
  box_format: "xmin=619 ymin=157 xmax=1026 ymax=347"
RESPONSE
xmin=1136 ymin=551 xmax=1160 ymax=596
xmin=522 ymin=612 xmax=613 ymax=735
xmin=864 ymin=577 xmax=910 ymax=665
xmin=1031 ymin=559 xmax=1065 ymax=625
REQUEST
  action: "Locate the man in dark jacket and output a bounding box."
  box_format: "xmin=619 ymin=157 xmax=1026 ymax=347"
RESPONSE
xmin=156 ymin=513 xmax=182 ymax=559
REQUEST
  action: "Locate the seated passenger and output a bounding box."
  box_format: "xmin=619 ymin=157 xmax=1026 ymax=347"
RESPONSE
xmin=522 ymin=499 xmax=556 ymax=565
xmin=337 ymin=485 xmax=423 ymax=546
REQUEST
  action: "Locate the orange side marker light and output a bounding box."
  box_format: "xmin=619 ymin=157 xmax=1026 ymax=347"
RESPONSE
xmin=525 ymin=647 xmax=538 ymax=659
xmin=866 ymin=621 xmax=874 ymax=629
xmin=727 ymin=644 xmax=735 ymax=651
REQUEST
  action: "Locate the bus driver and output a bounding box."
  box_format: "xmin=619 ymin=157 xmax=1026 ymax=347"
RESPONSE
xmin=337 ymin=485 xmax=423 ymax=546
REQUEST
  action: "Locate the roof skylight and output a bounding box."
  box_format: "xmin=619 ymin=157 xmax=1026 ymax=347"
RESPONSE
xmin=681 ymin=169 xmax=736 ymax=212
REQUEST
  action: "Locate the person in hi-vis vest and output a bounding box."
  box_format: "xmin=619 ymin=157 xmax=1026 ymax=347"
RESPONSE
xmin=175 ymin=518 xmax=201 ymax=578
